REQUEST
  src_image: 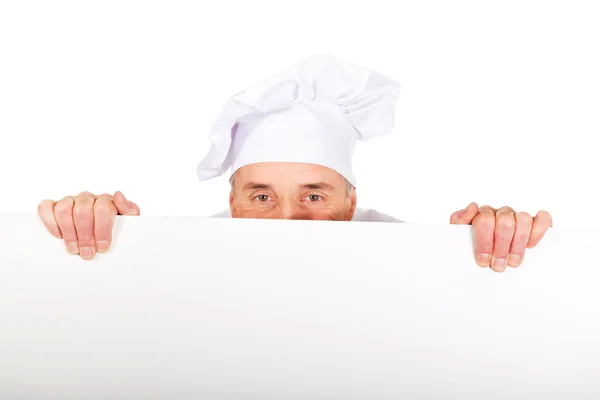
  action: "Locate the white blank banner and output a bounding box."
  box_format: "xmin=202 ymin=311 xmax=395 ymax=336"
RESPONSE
xmin=0 ymin=213 xmax=598 ymax=399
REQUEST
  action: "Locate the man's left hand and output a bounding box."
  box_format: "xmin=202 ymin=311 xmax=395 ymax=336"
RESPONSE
xmin=450 ymin=203 xmax=553 ymax=272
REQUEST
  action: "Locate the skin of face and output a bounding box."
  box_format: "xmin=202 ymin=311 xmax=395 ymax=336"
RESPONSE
xmin=229 ymin=162 xmax=357 ymax=221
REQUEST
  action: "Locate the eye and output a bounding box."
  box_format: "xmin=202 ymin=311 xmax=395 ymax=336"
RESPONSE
xmin=306 ymin=194 xmax=323 ymax=202
xmin=255 ymin=195 xmax=270 ymax=202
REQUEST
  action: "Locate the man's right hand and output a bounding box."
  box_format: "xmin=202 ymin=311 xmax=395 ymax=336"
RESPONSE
xmin=38 ymin=191 xmax=140 ymax=260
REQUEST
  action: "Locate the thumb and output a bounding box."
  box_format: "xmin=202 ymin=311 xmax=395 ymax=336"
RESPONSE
xmin=113 ymin=191 xmax=141 ymax=215
xmin=450 ymin=202 xmax=479 ymax=224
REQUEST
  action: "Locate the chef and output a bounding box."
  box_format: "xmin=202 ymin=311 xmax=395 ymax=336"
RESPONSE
xmin=37 ymin=55 xmax=552 ymax=272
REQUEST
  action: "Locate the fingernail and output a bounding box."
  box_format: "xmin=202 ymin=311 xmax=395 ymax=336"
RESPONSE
xmin=80 ymin=247 xmax=94 ymax=260
xmin=508 ymin=254 xmax=521 ymax=267
xmin=97 ymin=241 xmax=110 ymax=253
xmin=493 ymin=258 xmax=507 ymax=270
xmin=67 ymin=242 xmax=79 ymax=255
xmin=477 ymin=253 xmax=491 ymax=266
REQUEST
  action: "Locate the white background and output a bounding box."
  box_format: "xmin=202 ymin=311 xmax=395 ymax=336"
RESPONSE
xmin=1 ymin=0 xmax=598 ymax=227
xmin=2 ymin=212 xmax=597 ymax=399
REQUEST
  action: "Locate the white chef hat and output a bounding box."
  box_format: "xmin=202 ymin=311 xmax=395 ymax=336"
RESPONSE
xmin=196 ymin=55 xmax=401 ymax=186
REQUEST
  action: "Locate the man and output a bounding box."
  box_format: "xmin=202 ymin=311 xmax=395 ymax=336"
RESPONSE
xmin=37 ymin=55 xmax=552 ymax=273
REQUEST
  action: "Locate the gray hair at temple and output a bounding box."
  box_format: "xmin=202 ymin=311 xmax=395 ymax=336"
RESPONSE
xmin=229 ymin=171 xmax=354 ymax=198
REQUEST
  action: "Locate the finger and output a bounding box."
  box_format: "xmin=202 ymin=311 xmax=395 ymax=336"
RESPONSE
xmin=508 ymin=212 xmax=533 ymax=267
xmin=76 ymin=190 xmax=95 ymax=198
xmin=54 ymin=197 xmax=79 ymax=255
xmin=490 ymin=207 xmax=516 ymax=272
xmin=113 ymin=191 xmax=141 ymax=215
xmin=472 ymin=208 xmax=496 ymax=267
xmin=93 ymin=197 xmax=118 ymax=253
xmin=527 ymin=210 xmax=553 ymax=248
xmin=38 ymin=199 xmax=62 ymax=238
xmin=449 ymin=209 xmax=462 ymax=223
xmin=479 ymin=205 xmax=499 ymax=213
xmin=497 ymin=205 xmax=515 ymax=213
xmin=450 ymin=202 xmax=479 ymax=224
xmin=73 ymin=194 xmax=97 ymax=260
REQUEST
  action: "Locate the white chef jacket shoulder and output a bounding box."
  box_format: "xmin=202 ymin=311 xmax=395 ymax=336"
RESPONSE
xmin=209 ymin=208 xmax=403 ymax=223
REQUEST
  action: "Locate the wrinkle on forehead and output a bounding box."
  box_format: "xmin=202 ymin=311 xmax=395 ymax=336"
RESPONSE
xmin=230 ymin=162 xmax=349 ymax=193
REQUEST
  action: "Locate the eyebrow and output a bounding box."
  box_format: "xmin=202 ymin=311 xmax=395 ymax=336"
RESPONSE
xmin=241 ymin=182 xmax=336 ymax=191
xmin=242 ymin=182 xmax=272 ymax=191
xmin=300 ymin=182 xmax=335 ymax=191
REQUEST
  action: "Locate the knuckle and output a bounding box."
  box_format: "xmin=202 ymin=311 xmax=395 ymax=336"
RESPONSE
xmin=516 ymin=211 xmax=533 ymax=225
xmin=494 ymin=244 xmax=511 ymax=254
xmin=511 ymin=239 xmax=528 ymax=252
xmin=62 ymin=234 xmax=78 ymax=243
xmin=473 ymin=212 xmax=494 ymax=228
xmin=495 ymin=214 xmax=515 ymax=230
xmin=513 ymin=227 xmax=530 ymax=240
xmin=94 ymin=226 xmax=112 ymax=240
xmin=493 ymin=246 xmax=511 ymax=257
xmin=95 ymin=196 xmax=115 ymax=207
xmin=94 ymin=225 xmax=111 ymax=236
xmin=94 ymin=201 xmax=117 ymax=218
xmin=54 ymin=201 xmax=73 ymax=217
xmin=38 ymin=199 xmax=52 ymax=214
xmin=76 ymin=235 xmax=95 ymax=244
xmin=79 ymin=195 xmax=95 ymax=205
xmin=479 ymin=244 xmax=494 ymax=254
xmin=93 ymin=199 xmax=109 ymax=211
xmin=73 ymin=206 xmax=92 ymax=219
xmin=480 ymin=210 xmax=496 ymax=220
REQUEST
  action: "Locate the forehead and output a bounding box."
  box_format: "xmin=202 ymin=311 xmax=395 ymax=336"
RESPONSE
xmin=234 ymin=162 xmax=344 ymax=184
